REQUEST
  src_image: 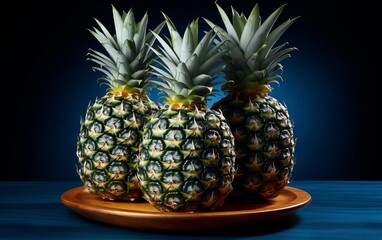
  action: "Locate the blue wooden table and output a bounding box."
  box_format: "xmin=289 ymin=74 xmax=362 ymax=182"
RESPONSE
xmin=1 ymin=181 xmax=381 ymax=239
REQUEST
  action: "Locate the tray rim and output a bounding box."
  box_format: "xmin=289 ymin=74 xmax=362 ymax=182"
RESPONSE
xmin=61 ymin=186 xmax=311 ymax=230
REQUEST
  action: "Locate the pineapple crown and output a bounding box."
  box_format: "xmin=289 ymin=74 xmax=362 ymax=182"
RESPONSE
xmin=205 ymin=3 xmax=299 ymax=97
xmin=87 ymin=5 xmax=165 ymax=97
xmin=149 ymin=14 xmax=228 ymax=109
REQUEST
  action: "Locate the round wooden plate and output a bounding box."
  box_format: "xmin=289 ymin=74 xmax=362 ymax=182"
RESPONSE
xmin=61 ymin=186 xmax=311 ymax=231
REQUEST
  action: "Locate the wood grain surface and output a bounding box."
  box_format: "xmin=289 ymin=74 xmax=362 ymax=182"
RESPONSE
xmin=1 ymin=181 xmax=381 ymax=239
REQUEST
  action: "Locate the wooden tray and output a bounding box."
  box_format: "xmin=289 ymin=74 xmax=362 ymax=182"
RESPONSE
xmin=61 ymin=186 xmax=311 ymax=231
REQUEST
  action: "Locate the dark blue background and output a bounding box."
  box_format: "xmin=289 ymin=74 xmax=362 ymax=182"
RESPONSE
xmin=3 ymin=0 xmax=379 ymax=181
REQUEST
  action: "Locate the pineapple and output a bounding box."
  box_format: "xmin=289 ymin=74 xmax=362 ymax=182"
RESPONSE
xmin=76 ymin=6 xmax=164 ymax=201
xmin=137 ymin=15 xmax=236 ymax=212
xmin=205 ymin=3 xmax=298 ymax=201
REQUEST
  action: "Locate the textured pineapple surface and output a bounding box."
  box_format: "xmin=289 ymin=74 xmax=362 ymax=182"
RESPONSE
xmin=138 ymin=107 xmax=236 ymax=212
xmin=214 ymin=96 xmax=295 ymax=200
xmin=77 ymin=94 xmax=158 ymax=200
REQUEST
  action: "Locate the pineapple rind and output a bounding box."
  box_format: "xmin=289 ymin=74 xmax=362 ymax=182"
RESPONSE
xmin=213 ymin=95 xmax=295 ymax=200
xmin=77 ymin=94 xmax=159 ymax=201
xmin=138 ymin=107 xmax=236 ymax=212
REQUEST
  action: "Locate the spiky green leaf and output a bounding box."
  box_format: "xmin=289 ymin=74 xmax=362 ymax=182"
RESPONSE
xmin=215 ymin=3 xmax=240 ymax=44
xmin=199 ymin=50 xmax=226 ymax=74
xmin=162 ymin=13 xmax=182 ymax=56
xmin=244 ymin=4 xmax=286 ymax=59
xmin=150 ymin=65 xmax=173 ymax=80
xmin=261 ymin=17 xmax=299 ymax=59
xmin=176 ymin=62 xmax=192 ymax=88
xmin=131 ymin=70 xmax=148 ymax=79
xmin=150 ymin=30 xmax=179 ymax=63
xmin=180 ymin=24 xmax=195 ymax=62
xmin=239 ymin=4 xmax=260 ymax=50
xmin=112 ymin=5 xmax=124 ymax=47
xmin=261 ymin=47 xmax=296 ymax=68
xmin=231 ymin=7 xmax=246 ymax=38
xmin=185 ymin=54 xmax=199 ymax=77
xmin=204 ymin=19 xmax=244 ymax=60
xmin=189 ymin=19 xmax=199 ymax=47
xmin=94 ymin=19 xmax=118 ymax=50
xmin=189 ymin=86 xmax=213 ymax=96
xmin=135 ymin=12 xmax=148 ymax=48
xmin=144 ymin=21 xmax=165 ymax=60
xmin=124 ymin=8 xmax=136 ymax=41
xmin=87 ymin=50 xmax=115 ymax=69
xmin=192 ymin=74 xmax=210 ymax=85
xmin=149 ymin=46 xmax=178 ymax=77
xmin=89 ymin=28 xmax=119 ymax=62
